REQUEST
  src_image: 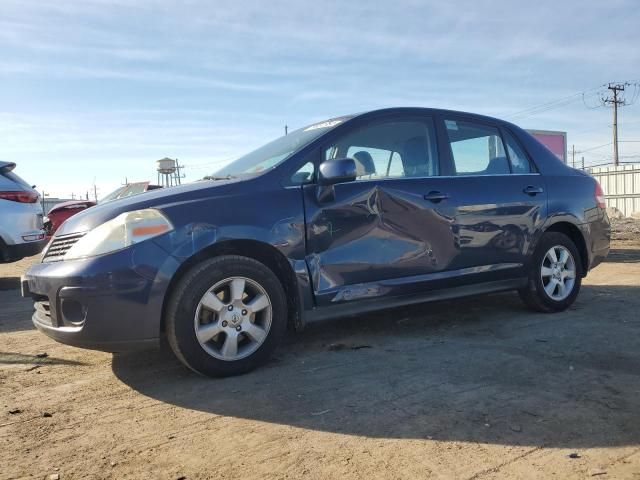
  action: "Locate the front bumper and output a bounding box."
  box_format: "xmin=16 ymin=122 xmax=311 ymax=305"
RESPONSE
xmin=21 ymin=241 xmax=175 ymax=352
xmin=2 ymin=238 xmax=47 ymax=263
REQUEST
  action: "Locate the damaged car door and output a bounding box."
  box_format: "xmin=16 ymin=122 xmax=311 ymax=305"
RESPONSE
xmin=303 ymin=115 xmax=460 ymax=306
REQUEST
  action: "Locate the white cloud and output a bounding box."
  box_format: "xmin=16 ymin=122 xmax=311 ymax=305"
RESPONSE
xmin=0 ymin=0 xmax=638 ymax=190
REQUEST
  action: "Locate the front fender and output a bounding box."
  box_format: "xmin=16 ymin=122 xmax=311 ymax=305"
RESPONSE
xmin=141 ymin=186 xmax=310 ymax=334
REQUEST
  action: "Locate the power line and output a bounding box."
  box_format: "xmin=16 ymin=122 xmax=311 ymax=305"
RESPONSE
xmin=507 ymin=81 xmax=640 ymax=121
xmin=507 ymin=86 xmax=602 ymax=120
xmin=574 ymin=142 xmax=612 ymax=154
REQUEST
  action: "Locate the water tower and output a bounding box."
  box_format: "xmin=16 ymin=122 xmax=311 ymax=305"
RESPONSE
xmin=156 ymin=157 xmax=182 ymax=187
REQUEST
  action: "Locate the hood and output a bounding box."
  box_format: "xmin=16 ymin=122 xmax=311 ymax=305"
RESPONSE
xmin=55 ymin=177 xmax=245 ymax=236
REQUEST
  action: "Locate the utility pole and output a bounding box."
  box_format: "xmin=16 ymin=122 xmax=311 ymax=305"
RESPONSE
xmin=284 ymin=125 xmax=288 ymax=135
xmin=93 ymin=184 xmax=98 ymax=202
xmin=175 ymin=158 xmax=185 ymax=185
xmin=581 ymin=156 xmax=585 ymax=170
xmin=571 ymin=144 xmax=575 ymax=168
xmin=601 ymin=83 xmax=630 ymax=166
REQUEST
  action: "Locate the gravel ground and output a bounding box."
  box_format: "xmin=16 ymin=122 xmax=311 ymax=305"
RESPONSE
xmin=610 ymin=217 xmax=640 ymax=243
xmin=1 ymin=236 xmax=639 ymax=479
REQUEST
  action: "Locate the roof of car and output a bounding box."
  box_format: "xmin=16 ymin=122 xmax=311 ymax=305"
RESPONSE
xmin=353 ymin=107 xmax=507 ymax=124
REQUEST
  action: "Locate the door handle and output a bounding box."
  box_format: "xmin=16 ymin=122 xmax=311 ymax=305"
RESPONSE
xmin=523 ymin=185 xmax=544 ymax=195
xmin=424 ymin=191 xmax=449 ymax=203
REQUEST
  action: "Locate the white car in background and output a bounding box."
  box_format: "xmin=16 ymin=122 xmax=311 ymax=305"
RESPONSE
xmin=0 ymin=161 xmax=46 ymax=263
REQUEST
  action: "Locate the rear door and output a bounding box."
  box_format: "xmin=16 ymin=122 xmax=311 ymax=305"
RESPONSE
xmin=302 ymin=115 xmax=460 ymax=306
xmin=437 ymin=115 xmax=547 ymax=275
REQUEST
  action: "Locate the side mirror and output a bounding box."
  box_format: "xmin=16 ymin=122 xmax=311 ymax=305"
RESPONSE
xmin=318 ymin=158 xmax=357 ymax=186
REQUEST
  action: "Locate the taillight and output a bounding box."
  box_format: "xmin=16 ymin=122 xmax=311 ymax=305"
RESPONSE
xmin=0 ymin=190 xmax=39 ymax=203
xmin=594 ymin=182 xmax=606 ymax=209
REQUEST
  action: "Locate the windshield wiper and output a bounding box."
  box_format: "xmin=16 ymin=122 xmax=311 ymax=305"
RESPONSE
xmin=202 ymin=174 xmax=235 ymax=181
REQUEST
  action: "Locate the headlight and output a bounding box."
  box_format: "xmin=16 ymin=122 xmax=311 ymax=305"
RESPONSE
xmin=63 ymin=209 xmax=173 ymax=260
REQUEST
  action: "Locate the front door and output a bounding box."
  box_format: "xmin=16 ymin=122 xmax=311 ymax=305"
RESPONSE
xmin=303 ymin=116 xmax=460 ymax=306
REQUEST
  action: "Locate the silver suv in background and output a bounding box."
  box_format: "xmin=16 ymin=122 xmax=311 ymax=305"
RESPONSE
xmin=0 ymin=161 xmax=46 ymax=263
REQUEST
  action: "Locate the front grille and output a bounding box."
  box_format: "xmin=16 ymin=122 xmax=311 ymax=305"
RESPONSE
xmin=42 ymin=232 xmax=86 ymax=262
xmin=34 ymin=296 xmax=53 ymax=326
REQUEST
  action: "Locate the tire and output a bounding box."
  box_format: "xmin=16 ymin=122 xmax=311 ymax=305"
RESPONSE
xmin=518 ymin=232 xmax=583 ymax=313
xmin=165 ymin=255 xmax=287 ymax=377
xmin=0 ymin=238 xmax=9 ymax=264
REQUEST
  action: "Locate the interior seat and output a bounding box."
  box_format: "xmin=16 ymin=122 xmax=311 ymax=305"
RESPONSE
xmin=352 ymin=151 xmax=376 ymax=178
xmin=483 ymin=156 xmax=510 ymax=175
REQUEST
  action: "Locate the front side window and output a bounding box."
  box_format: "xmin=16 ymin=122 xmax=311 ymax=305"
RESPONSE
xmin=290 ymin=161 xmax=315 ymax=185
xmin=324 ymin=119 xmax=438 ymax=180
xmin=445 ymin=119 xmax=510 ymax=175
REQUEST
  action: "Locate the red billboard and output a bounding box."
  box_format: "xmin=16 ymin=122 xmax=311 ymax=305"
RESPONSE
xmin=527 ymin=130 xmax=567 ymax=163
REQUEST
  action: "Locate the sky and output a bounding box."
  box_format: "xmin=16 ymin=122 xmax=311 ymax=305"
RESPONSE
xmin=1 ymin=0 xmax=639 ymax=199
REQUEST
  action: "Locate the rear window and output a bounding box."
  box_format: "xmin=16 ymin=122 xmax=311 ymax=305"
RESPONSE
xmin=445 ymin=119 xmax=510 ymax=175
xmin=1 ymin=170 xmax=32 ymax=190
xmin=503 ymin=130 xmax=533 ymax=173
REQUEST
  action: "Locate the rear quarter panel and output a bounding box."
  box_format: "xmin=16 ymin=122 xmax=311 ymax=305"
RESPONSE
xmin=0 ymin=200 xmax=43 ymax=244
xmin=540 ymin=173 xmax=608 ymax=270
xmin=507 ymin=124 xmax=610 ymax=271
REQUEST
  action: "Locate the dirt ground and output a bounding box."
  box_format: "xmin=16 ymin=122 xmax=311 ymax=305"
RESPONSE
xmin=2 ymin=231 xmax=640 ymax=479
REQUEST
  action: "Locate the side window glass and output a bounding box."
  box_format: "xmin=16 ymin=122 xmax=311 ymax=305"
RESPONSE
xmin=290 ymin=161 xmax=315 ymax=185
xmin=324 ymin=120 xmax=438 ymax=180
xmin=445 ymin=120 xmax=510 ymax=175
xmin=387 ymin=152 xmax=404 ymax=177
xmin=503 ymin=130 xmax=533 ymax=174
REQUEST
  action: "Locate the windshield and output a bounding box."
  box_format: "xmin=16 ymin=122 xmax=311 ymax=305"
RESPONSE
xmin=214 ymin=117 xmax=350 ymax=177
xmin=99 ymin=183 xmax=150 ymax=203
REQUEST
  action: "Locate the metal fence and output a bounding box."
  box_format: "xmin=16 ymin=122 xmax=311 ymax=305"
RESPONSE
xmin=587 ymin=164 xmax=640 ymax=217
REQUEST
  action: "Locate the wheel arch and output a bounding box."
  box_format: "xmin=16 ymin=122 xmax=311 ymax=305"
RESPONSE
xmin=160 ymin=239 xmax=301 ymax=335
xmin=543 ymin=221 xmax=589 ymax=276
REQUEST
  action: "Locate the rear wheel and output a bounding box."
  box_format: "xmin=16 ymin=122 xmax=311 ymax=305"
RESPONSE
xmin=518 ymin=232 xmax=582 ymax=313
xmin=166 ymin=255 xmax=287 ymax=377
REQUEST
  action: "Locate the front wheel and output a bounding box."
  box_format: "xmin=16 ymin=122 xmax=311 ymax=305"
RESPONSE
xmin=165 ymin=255 xmax=287 ymax=377
xmin=518 ymin=232 xmax=582 ymax=313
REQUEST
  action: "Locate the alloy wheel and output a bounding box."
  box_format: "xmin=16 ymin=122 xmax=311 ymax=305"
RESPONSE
xmin=194 ymin=276 xmax=272 ymax=361
xmin=540 ymin=245 xmax=576 ymax=301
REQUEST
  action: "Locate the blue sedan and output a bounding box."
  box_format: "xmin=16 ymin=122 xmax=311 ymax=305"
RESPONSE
xmin=22 ymin=108 xmax=611 ymax=376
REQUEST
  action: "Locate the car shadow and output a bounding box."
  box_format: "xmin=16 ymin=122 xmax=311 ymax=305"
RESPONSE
xmin=605 ymin=248 xmax=640 ymax=263
xmin=0 ymin=289 xmax=36 ymax=333
xmin=112 ymin=284 xmax=640 ymax=448
xmin=0 ymin=351 xmax=85 ymax=366
xmin=0 ymin=276 xmax=20 ymax=290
